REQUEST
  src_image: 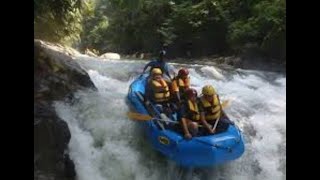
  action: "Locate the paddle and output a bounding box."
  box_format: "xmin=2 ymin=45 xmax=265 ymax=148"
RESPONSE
xmin=127 ymin=112 xmax=153 ymax=121
xmin=211 ymin=95 xmax=229 ymax=133
xmin=127 ymin=112 xmax=179 ymax=124
xmin=127 ymin=111 xmax=208 ymax=129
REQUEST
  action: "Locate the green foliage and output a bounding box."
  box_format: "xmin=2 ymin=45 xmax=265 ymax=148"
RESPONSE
xmin=159 ymin=0 xmax=229 ymax=56
xmin=34 ymin=0 xmax=84 ymax=45
xmin=79 ymin=0 xmax=109 ymax=51
xmin=80 ymin=0 xmax=172 ymax=54
xmin=226 ymin=0 xmax=286 ymax=58
xmin=34 ymin=0 xmax=285 ymax=60
xmin=79 ymin=0 xmax=285 ymax=60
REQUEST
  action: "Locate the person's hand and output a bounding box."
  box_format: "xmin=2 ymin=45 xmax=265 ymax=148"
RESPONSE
xmin=209 ymin=128 xmax=216 ymax=134
xmin=184 ymin=133 xmax=192 ymax=140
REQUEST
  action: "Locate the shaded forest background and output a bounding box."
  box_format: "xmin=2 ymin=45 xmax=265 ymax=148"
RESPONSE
xmin=34 ymin=0 xmax=286 ymax=62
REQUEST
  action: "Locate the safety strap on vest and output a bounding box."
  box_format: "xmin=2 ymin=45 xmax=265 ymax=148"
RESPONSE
xmin=187 ymin=100 xmax=200 ymax=121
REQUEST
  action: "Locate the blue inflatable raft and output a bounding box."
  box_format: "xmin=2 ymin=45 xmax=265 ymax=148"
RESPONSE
xmin=127 ymin=73 xmax=245 ymax=167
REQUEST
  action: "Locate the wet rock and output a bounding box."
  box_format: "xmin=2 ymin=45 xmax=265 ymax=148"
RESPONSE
xmin=34 ymin=39 xmax=96 ymax=102
xmin=34 ymin=101 xmax=74 ymax=180
xmin=34 ymin=39 xmax=97 ymax=180
xmin=100 ymin=52 xmax=121 ymax=59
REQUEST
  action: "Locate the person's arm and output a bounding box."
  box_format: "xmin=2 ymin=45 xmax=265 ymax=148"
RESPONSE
xmin=164 ymin=63 xmax=175 ymax=79
xmin=200 ymin=112 xmax=213 ymax=133
xmin=166 ymin=72 xmax=172 ymax=80
xmin=145 ymin=86 xmax=158 ymax=116
xmin=143 ymin=64 xmax=149 ymax=73
xmin=143 ymin=61 xmax=153 ymax=73
xmin=171 ymin=80 xmax=181 ymax=103
xmin=180 ymin=105 xmax=192 ymax=139
xmin=181 ymin=118 xmax=192 ymax=139
xmin=175 ymin=92 xmax=181 ymax=104
xmin=199 ymin=103 xmax=214 ymax=134
xmin=145 ymin=80 xmax=152 ymax=103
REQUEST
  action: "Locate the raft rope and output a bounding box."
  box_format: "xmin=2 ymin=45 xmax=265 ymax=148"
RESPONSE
xmin=195 ymin=135 xmax=241 ymax=153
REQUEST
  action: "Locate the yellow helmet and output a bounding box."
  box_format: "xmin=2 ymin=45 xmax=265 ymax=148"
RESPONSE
xmin=151 ymin=68 xmax=162 ymax=75
xmin=202 ymin=85 xmax=216 ymax=96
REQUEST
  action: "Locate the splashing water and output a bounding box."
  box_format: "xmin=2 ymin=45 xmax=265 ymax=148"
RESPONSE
xmin=55 ymin=56 xmax=286 ymax=180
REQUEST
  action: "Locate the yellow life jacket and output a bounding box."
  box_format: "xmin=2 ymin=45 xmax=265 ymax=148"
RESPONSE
xmin=187 ymin=100 xmax=200 ymax=121
xmin=178 ymin=77 xmax=190 ymax=89
xmin=200 ymin=95 xmax=221 ymax=121
xmin=151 ymin=79 xmax=170 ymax=102
xmin=172 ymin=77 xmax=190 ymax=96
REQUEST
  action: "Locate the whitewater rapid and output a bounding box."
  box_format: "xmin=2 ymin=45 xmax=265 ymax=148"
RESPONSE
xmin=55 ymin=56 xmax=286 ymax=180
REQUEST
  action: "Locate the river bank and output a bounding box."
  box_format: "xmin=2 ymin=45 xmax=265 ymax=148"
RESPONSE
xmin=82 ymin=47 xmax=286 ymax=73
xmin=120 ymin=53 xmax=286 ymax=74
xmin=172 ymin=55 xmax=286 ymax=73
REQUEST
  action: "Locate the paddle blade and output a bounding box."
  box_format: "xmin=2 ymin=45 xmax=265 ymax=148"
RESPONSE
xmin=127 ymin=112 xmax=153 ymax=121
xmin=221 ymin=100 xmax=231 ymax=109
